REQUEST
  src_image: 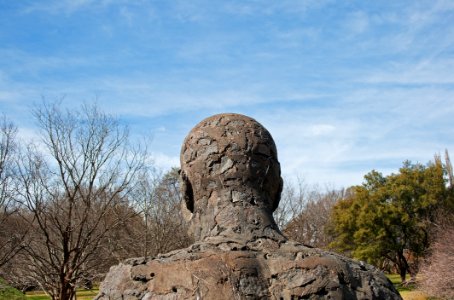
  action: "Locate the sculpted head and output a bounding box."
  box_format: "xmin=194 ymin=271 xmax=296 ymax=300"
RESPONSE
xmin=179 ymin=114 xmax=283 ymax=240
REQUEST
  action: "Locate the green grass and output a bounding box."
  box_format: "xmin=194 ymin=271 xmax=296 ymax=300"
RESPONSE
xmin=25 ymin=290 xmax=50 ymax=300
xmin=387 ymin=274 xmax=416 ymax=293
xmin=73 ymin=288 xmax=98 ymax=300
xmin=386 ymin=274 xmax=434 ymax=300
xmin=26 ymin=288 xmax=99 ymax=300
xmin=0 ymin=277 xmax=27 ymax=300
xmin=25 ymin=295 xmax=50 ymax=300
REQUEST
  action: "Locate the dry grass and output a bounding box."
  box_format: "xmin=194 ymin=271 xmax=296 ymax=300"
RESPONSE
xmin=400 ymin=290 xmax=429 ymax=300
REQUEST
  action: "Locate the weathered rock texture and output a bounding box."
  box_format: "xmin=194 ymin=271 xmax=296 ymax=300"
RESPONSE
xmin=97 ymin=113 xmax=402 ymax=300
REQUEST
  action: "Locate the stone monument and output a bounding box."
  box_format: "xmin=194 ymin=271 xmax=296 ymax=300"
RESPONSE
xmin=97 ymin=113 xmax=401 ymax=299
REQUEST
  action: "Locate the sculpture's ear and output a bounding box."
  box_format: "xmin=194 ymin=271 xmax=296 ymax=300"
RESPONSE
xmin=179 ymin=169 xmax=194 ymax=213
xmin=271 ymin=176 xmax=283 ymax=212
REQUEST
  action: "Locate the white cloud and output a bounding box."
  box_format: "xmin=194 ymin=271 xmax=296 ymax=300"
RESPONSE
xmin=309 ymin=124 xmax=336 ymax=136
xmin=345 ymin=11 xmax=369 ymax=36
xmin=222 ymin=0 xmax=332 ymax=16
xmin=21 ymin=0 xmax=95 ymax=14
xmin=16 ymin=127 xmax=41 ymax=144
xmin=0 ymin=91 xmax=21 ymax=103
xmin=363 ymin=58 xmax=454 ymax=85
xmin=0 ymin=48 xmax=92 ymax=77
xmin=20 ymin=0 xmax=138 ymax=15
xmin=2 ymin=0 xmax=452 ymax=189
xmin=151 ymin=152 xmax=179 ymax=171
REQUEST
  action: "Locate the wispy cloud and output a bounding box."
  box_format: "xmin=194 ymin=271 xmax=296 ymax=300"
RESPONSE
xmin=344 ymin=11 xmax=370 ymax=36
xmin=21 ymin=0 xmax=129 ymax=15
xmin=363 ymin=58 xmax=454 ymax=85
xmin=1 ymin=0 xmax=452 ymax=187
xmin=150 ymin=152 xmax=179 ymax=171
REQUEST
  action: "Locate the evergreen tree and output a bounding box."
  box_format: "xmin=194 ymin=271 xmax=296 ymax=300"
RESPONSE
xmin=330 ymin=158 xmax=452 ymax=282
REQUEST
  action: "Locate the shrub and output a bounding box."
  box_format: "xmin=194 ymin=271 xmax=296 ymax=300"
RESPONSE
xmin=419 ymin=223 xmax=454 ymax=299
xmin=0 ymin=277 xmax=26 ymax=300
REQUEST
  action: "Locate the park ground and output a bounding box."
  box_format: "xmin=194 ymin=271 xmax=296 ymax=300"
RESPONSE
xmin=387 ymin=274 xmax=431 ymax=300
xmin=1 ymin=274 xmax=433 ymax=300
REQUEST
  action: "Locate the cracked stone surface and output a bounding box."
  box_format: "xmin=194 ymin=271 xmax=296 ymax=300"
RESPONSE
xmin=96 ymin=113 xmax=402 ymax=300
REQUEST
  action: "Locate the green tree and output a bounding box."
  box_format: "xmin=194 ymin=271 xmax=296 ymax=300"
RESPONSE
xmin=330 ymin=158 xmax=452 ymax=283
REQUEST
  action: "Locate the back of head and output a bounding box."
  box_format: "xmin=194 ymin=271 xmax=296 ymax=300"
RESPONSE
xmin=180 ymin=113 xmax=283 ymax=241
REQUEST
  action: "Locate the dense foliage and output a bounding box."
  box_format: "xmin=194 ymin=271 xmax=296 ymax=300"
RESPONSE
xmin=330 ymin=157 xmax=453 ymax=282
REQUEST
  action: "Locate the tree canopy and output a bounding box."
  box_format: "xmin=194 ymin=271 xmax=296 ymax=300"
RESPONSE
xmin=13 ymin=102 xmax=147 ymax=300
xmin=330 ymin=156 xmax=453 ymax=282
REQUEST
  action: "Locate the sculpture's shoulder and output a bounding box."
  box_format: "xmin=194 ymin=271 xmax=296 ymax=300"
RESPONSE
xmin=262 ymin=240 xmax=401 ymax=299
xmin=96 ymin=240 xmax=402 ymax=300
xmin=96 ymin=243 xmax=250 ymax=299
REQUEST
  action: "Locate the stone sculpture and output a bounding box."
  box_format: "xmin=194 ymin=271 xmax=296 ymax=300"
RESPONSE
xmin=97 ymin=113 xmax=402 ymax=299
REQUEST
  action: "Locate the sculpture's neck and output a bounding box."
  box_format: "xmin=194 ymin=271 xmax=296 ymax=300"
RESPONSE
xmin=188 ymin=189 xmax=286 ymax=244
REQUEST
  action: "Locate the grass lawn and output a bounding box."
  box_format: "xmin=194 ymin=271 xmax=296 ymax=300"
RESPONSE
xmin=26 ymin=288 xmax=98 ymax=300
xmin=387 ymin=274 xmax=431 ymax=300
xmin=25 ymin=292 xmax=50 ymax=300
xmin=0 ymin=277 xmax=27 ymax=300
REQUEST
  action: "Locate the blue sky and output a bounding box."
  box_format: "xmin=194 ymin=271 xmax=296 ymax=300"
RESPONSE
xmin=0 ymin=0 xmax=453 ymax=188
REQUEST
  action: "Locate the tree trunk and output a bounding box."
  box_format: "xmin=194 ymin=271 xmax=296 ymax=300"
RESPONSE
xmin=58 ymin=280 xmax=75 ymax=300
xmin=396 ymin=250 xmax=410 ymax=283
xmin=399 ymin=266 xmax=407 ymax=284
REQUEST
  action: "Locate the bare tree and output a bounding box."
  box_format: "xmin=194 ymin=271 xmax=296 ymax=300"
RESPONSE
xmin=0 ymin=116 xmax=28 ymax=268
xmin=419 ymin=219 xmax=454 ymax=299
xmin=273 ymin=177 xmax=310 ymax=230
xmin=418 ymin=152 xmax=454 ymax=298
xmin=97 ymin=202 xmax=146 ymax=265
xmin=131 ymin=167 xmax=192 ymax=258
xmin=152 ymin=168 xmax=192 ymax=252
xmin=129 ymin=167 xmax=162 ymax=257
xmin=283 ymin=187 xmax=344 ymax=248
xmin=273 ymin=177 xmax=344 ymax=249
xmin=15 ymin=102 xmax=146 ymax=300
xmin=445 ymin=149 xmax=453 ymax=189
